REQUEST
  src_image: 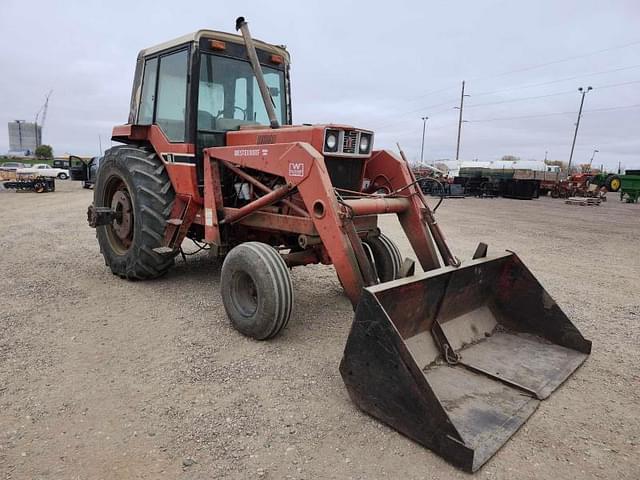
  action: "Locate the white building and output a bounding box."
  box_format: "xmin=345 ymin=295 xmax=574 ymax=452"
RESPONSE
xmin=8 ymin=121 xmax=41 ymax=155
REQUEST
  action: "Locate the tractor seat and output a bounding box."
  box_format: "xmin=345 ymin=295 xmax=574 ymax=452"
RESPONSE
xmin=198 ymin=110 xmax=217 ymax=131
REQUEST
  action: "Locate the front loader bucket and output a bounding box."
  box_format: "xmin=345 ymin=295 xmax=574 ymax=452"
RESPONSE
xmin=339 ymin=252 xmax=591 ymax=472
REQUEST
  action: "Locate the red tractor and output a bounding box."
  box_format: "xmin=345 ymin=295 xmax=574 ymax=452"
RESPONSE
xmin=86 ymin=18 xmax=590 ymax=472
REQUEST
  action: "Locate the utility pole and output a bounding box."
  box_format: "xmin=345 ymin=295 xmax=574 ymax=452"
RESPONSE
xmin=454 ymin=80 xmax=469 ymax=161
xmin=589 ymin=148 xmax=599 ymax=168
xmin=99 ymin=135 xmax=103 ymax=155
xmin=567 ymin=86 xmax=592 ymax=175
xmin=544 ymin=151 xmax=548 ymax=162
xmin=420 ymin=116 xmax=429 ymax=164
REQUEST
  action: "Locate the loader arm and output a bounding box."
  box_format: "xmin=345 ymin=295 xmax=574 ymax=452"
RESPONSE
xmin=203 ymin=142 xmax=458 ymax=305
xmin=204 ymin=142 xmax=374 ymax=303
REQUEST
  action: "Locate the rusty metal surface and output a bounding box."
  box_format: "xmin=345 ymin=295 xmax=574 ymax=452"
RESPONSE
xmin=220 ymin=183 xmax=292 ymax=225
xmin=458 ymin=331 xmax=588 ymax=400
xmin=396 ymin=144 xmax=459 ymax=267
xmin=87 ymin=205 xmax=119 ymax=228
xmin=343 ymin=197 xmax=409 ymax=216
xmin=162 ymin=194 xmax=199 ymax=251
xmin=343 ymin=218 xmax=377 ymax=287
xmin=365 ymin=150 xmax=442 ymax=272
xmin=425 ymin=365 xmax=539 ymax=472
xmin=226 ymin=208 xmax=317 ymax=235
xmin=282 ymin=249 xmax=321 ymax=267
xmin=110 ymin=190 xmax=133 ymax=247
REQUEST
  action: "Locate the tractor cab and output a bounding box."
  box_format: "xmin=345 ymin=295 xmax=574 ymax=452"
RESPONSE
xmin=115 ymin=29 xmax=291 ymax=182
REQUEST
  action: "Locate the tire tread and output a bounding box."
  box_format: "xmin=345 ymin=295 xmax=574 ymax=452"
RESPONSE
xmin=95 ymin=145 xmax=176 ymax=280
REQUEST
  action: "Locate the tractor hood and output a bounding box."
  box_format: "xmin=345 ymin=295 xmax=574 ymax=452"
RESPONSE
xmin=227 ymin=124 xmax=375 ymax=159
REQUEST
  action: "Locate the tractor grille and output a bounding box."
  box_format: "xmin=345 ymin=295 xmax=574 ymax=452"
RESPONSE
xmin=342 ymin=130 xmax=358 ymax=154
xmin=325 ymin=157 xmax=365 ymax=191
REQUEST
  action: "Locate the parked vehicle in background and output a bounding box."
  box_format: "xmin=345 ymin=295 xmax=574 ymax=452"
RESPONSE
xmin=0 ymin=161 xmax=27 ymax=171
xmin=551 ymin=172 xmax=621 ymax=199
xmin=619 ymin=170 xmax=640 ymax=203
xmin=17 ymin=163 xmax=70 ymax=179
xmin=2 ymin=176 xmax=56 ymax=193
xmin=52 ymin=155 xmax=93 ymax=170
xmin=69 ymin=156 xmax=101 ymax=188
xmin=85 ymin=156 xmax=102 ymax=188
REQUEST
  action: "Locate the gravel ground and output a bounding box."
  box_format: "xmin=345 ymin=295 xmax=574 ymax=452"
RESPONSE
xmin=0 ymin=181 xmax=638 ymax=479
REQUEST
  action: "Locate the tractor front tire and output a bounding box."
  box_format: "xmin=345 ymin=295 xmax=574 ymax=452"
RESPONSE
xmin=221 ymin=242 xmax=293 ymax=340
xmin=94 ymin=146 xmax=176 ymax=279
xmin=363 ymin=232 xmax=403 ymax=283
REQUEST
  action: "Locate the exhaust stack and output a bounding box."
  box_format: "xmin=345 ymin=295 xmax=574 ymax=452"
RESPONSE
xmin=235 ymin=17 xmax=280 ymax=129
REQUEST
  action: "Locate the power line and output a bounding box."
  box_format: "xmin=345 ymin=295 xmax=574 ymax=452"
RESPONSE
xmin=596 ymin=79 xmax=640 ymax=90
xmin=470 ymin=63 xmax=640 ymax=98
xmin=368 ymin=68 xmax=640 ymax=131
xmin=465 ymin=79 xmax=640 ymax=109
xmin=372 ymin=99 xmax=458 ymax=131
xmin=401 ymin=85 xmax=459 ymax=103
xmin=397 ymin=42 xmax=640 ymax=105
xmin=467 ymin=39 xmax=640 ymax=82
xmin=468 ymin=103 xmax=640 ymax=123
xmin=466 ymin=89 xmax=576 ymax=109
xmin=372 ymin=106 xmax=459 ymax=132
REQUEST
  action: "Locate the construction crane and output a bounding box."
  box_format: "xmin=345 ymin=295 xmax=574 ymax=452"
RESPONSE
xmin=34 ymin=90 xmax=53 ymax=148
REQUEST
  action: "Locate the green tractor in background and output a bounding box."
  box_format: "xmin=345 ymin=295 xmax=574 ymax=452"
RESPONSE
xmin=588 ymin=171 xmax=622 ymax=192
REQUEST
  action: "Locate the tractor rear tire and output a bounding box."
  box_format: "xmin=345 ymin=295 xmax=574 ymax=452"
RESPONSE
xmin=94 ymin=146 xmax=176 ymax=279
xmin=606 ymin=174 xmax=621 ymax=192
xmin=221 ymin=242 xmax=293 ymax=340
xmin=363 ymin=232 xmax=403 ymax=283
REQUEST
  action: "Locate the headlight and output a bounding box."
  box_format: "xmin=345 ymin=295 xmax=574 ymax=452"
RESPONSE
xmin=359 ymin=133 xmax=372 ymax=153
xmin=324 ymin=129 xmax=339 ymax=152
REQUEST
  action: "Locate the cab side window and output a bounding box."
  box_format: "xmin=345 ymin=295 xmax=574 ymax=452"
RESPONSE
xmin=155 ymin=49 xmax=189 ymax=142
xmin=138 ymin=57 xmax=157 ymax=125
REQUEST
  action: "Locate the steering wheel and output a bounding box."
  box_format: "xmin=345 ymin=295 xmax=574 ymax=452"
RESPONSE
xmin=234 ymin=106 xmax=247 ymax=120
xmin=216 ymin=106 xmax=247 ymax=120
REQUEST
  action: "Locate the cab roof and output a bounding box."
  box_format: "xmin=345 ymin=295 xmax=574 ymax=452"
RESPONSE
xmin=139 ymin=29 xmax=290 ymax=62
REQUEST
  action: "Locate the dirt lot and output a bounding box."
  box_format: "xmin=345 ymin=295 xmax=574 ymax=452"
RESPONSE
xmin=0 ymin=181 xmax=638 ymax=479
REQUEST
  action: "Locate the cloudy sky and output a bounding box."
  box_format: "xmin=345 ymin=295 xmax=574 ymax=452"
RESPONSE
xmin=1 ymin=0 xmax=638 ymax=170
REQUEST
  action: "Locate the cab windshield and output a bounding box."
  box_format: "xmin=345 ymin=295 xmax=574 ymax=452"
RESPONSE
xmin=198 ymin=53 xmax=286 ymax=131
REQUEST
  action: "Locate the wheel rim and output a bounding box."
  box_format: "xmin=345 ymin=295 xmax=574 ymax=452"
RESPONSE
xmin=103 ymin=176 xmax=134 ymax=254
xmin=361 ymin=242 xmax=379 ymax=282
xmin=611 ymin=179 xmax=620 ymax=190
xmin=231 ymin=270 xmax=259 ymax=317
